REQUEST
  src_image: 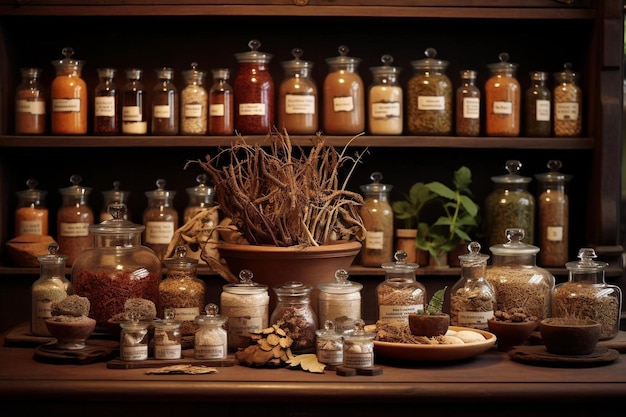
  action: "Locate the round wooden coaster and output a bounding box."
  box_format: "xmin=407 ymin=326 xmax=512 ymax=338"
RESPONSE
xmin=33 ymin=339 xmax=118 ymax=365
xmin=508 ymin=345 xmax=619 ymax=368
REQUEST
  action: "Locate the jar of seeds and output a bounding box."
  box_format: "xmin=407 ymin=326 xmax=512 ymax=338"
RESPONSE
xmin=377 ymin=250 xmax=423 ymax=323
xmin=553 ymin=62 xmax=582 ymax=137
xmin=159 ymin=246 xmax=204 ymax=322
xmin=318 ymin=269 xmax=362 ymax=333
xmin=180 ymin=62 xmax=208 ymax=135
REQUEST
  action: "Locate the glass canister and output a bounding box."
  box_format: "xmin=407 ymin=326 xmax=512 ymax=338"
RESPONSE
xmin=233 ymin=39 xmax=274 ymax=135
xmin=208 ymin=68 xmax=234 ymax=135
xmin=534 ymin=160 xmax=572 ymax=267
xmin=31 ymin=243 xmax=72 ymax=336
xmin=407 ymin=47 xmax=453 ymax=136
xmin=194 ymin=303 xmax=228 ymax=360
xmin=159 ymin=245 xmax=205 ymax=322
xmin=484 ymin=160 xmax=535 ymax=248
xmin=524 ymin=71 xmax=551 ymax=137
xmin=151 ymin=67 xmax=179 ymax=135
xmin=143 ymin=178 xmax=178 ymax=262
xmin=93 ymin=67 xmax=120 ymax=135
xmin=278 ymin=48 xmax=318 ymax=134
xmin=368 ymin=54 xmax=403 ymax=135
xmin=57 ymin=174 xmax=94 ymax=266
xmin=485 ymin=52 xmax=520 ymax=137
xmin=317 ymin=269 xmax=362 ymax=333
xmin=342 ymin=319 xmax=375 ymax=369
xmin=100 ymin=181 xmax=131 ymax=222
xmin=152 ymin=309 xmax=183 ymax=360
xmin=183 ymin=173 xmax=216 ymax=224
xmin=221 ymin=269 xmax=269 ymax=352
xmin=15 ymin=67 xmax=46 ymax=135
xmin=485 ymin=228 xmax=555 ymax=321
xmin=50 ymin=47 xmax=87 ymax=135
xmin=455 ymin=69 xmax=480 ymax=137
xmin=315 ymin=320 xmax=343 ymax=368
xmin=180 ymin=62 xmax=208 ymax=135
xmin=270 ymin=281 xmax=318 ymax=354
xmin=322 ymin=45 xmax=365 ymax=135
xmin=121 ymin=68 xmax=148 ymax=135
xmin=449 ymin=241 xmax=496 ymax=330
xmin=377 ymin=250 xmax=423 ymax=323
xmin=120 ymin=314 xmax=150 ymax=361
xmin=359 ymin=171 xmax=394 ymax=267
xmin=552 ymin=248 xmax=622 ymax=340
xmin=553 ymin=62 xmax=582 ymax=137
xmin=15 ymin=178 xmax=48 ymax=237
xmin=72 ymin=203 xmax=161 ymax=331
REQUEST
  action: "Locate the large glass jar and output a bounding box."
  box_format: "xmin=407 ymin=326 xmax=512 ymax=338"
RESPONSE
xmin=180 ymin=62 xmax=208 ymax=135
xmin=524 ymin=71 xmax=551 ymax=137
xmin=278 ymin=48 xmax=318 ymax=134
xmin=322 ymin=45 xmax=364 ymax=135
xmin=485 ymin=228 xmax=555 ymax=321
xmin=407 ymin=47 xmax=452 ymax=136
xmin=121 ymin=68 xmax=148 ymax=135
xmin=143 ymin=178 xmax=178 ymax=262
xmin=377 ymin=250 xmax=423 ymax=323
xmin=15 ymin=67 xmax=46 ymax=135
xmin=72 ymin=203 xmax=161 ymax=332
xmin=93 ymin=67 xmax=120 ymax=135
xmin=151 ymin=67 xmax=179 ymax=135
xmin=455 ymin=69 xmax=480 ymax=137
xmin=552 ymin=248 xmax=622 ymax=340
xmin=159 ymin=245 xmax=205 ymax=323
xmin=50 ymin=47 xmax=87 ymax=135
xmin=234 ymin=39 xmax=274 ymax=135
xmin=15 ymin=178 xmax=48 ymax=237
xmin=208 ymin=68 xmax=234 ymax=135
xmin=368 ymin=54 xmax=403 ymax=135
xmin=270 ymin=281 xmax=318 ymax=354
xmin=317 ymin=268 xmax=362 ymax=333
xmin=57 ymin=174 xmax=94 ymax=266
xmin=484 ymin=160 xmax=535 ymax=248
xmin=485 ymin=52 xmax=520 ymax=137
xmin=553 ymin=62 xmax=582 ymax=137
xmin=359 ymin=171 xmax=394 ymax=267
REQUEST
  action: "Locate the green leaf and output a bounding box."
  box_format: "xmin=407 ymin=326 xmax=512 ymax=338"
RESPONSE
xmin=424 ymin=287 xmax=447 ymax=315
xmin=426 ymin=181 xmax=455 ymax=200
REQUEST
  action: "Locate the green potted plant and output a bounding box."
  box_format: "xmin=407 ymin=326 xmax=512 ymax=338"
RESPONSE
xmin=408 ymin=287 xmax=449 ymax=336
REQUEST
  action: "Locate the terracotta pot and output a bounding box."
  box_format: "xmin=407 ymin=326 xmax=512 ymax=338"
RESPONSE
xmin=408 ymin=313 xmax=450 ymax=337
xmin=539 ymin=318 xmax=601 ymax=355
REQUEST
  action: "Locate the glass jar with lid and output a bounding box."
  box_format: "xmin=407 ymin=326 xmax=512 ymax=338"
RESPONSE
xmin=484 ymin=160 xmax=535 ymax=248
xmin=194 ymin=303 xmax=228 ymax=360
xmin=485 ymin=52 xmax=520 ymax=137
xmin=15 ymin=178 xmax=48 ymax=237
xmin=152 ymin=309 xmax=183 ymax=360
xmin=183 ymin=173 xmax=216 ymax=224
xmin=534 ymin=160 xmax=572 ymax=267
xmin=57 ymin=174 xmax=94 ymax=266
xmin=407 ymin=47 xmax=452 ymax=136
xmin=72 ymin=203 xmax=161 ymax=332
xmin=100 ymin=181 xmax=131 ymax=222
xmin=50 ymin=47 xmax=87 ymax=135
xmin=552 ymin=248 xmax=622 ymax=340
xmin=151 ymin=67 xmax=179 ymax=135
xmin=315 ymin=320 xmax=343 ymax=368
xmin=368 ymin=54 xmax=403 ymax=135
xmin=208 ymin=68 xmax=234 ymax=135
xmin=317 ymin=269 xmax=362 ymax=333
xmin=322 ymin=45 xmax=365 ymax=135
xmin=278 ymin=48 xmax=318 ymax=134
xmin=234 ymin=39 xmax=274 ymax=135
xmin=93 ymin=67 xmax=119 ymax=135
xmin=359 ymin=171 xmax=394 ymax=267
xmin=553 ymin=62 xmax=582 ymax=137
xmin=377 ymin=250 xmax=424 ymax=323
xmin=120 ymin=314 xmax=150 ymax=361
xmin=270 ymin=281 xmax=318 ymax=354
xmin=15 ymin=67 xmax=46 ymax=135
xmin=121 ymin=68 xmax=148 ymax=135
xmin=143 ymin=178 xmax=178 ymax=262
xmin=180 ymin=62 xmax=208 ymax=135
xmin=159 ymin=245 xmax=205 ymax=322
xmin=455 ymin=69 xmax=480 ymax=136
xmin=524 ymin=71 xmax=551 ymax=137
xmin=485 ymin=228 xmax=555 ymax=321
xmin=342 ymin=319 xmax=375 ymax=369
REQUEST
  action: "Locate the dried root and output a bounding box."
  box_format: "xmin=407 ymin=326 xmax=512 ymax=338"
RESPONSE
xmin=235 ymin=323 xmax=295 ymax=368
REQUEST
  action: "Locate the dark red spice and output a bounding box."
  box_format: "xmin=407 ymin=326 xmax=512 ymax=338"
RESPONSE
xmin=234 ymin=62 xmax=274 ymax=134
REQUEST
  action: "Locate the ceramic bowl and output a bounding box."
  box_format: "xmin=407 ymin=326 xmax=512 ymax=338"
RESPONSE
xmin=539 ymin=317 xmax=601 ymax=355
xmin=45 ymin=316 xmax=96 ymax=350
xmin=408 ymin=313 xmax=450 ymax=337
xmin=487 ymin=318 xmax=538 ymax=352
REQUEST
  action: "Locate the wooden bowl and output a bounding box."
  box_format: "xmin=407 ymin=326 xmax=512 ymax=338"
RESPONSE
xmin=45 ymin=316 xmax=96 ymax=350
xmin=408 ymin=313 xmax=450 ymax=337
xmin=487 ymin=319 xmax=538 ymax=352
xmin=539 ymin=318 xmax=601 ymax=355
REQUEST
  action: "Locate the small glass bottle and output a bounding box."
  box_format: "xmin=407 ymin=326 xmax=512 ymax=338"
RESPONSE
xmin=278 ymin=48 xmax=318 ymax=134
xmin=552 ymin=248 xmax=622 ymax=340
xmin=553 ymin=62 xmax=582 ymax=137
xmin=455 ymin=69 xmax=480 ymax=136
xmin=15 ymin=67 xmax=46 ymax=135
xmin=407 ymin=47 xmax=453 ymax=136
xmin=322 ymin=45 xmax=365 ymax=135
xmin=377 ymin=250 xmax=423 ymax=322
xmin=221 ymin=269 xmax=269 ymax=352
xmin=143 ymin=178 xmax=178 ymax=262
xmin=180 ymin=62 xmax=208 ymax=135
xmin=50 ymin=47 xmax=87 ymax=135
xmin=449 ymin=242 xmax=495 ymax=330
xmin=183 ymin=173 xmax=216 ymax=224
xmin=208 ymin=68 xmax=234 ymax=135
xmin=270 ymin=281 xmax=318 ymax=354
xmin=151 ymin=67 xmax=179 ymax=135
xmin=57 ymin=174 xmax=94 ymax=266
xmin=485 ymin=52 xmax=520 ymax=137
xmin=359 ymin=172 xmax=394 ymax=267
xmin=342 ymin=319 xmax=375 ymax=369
xmin=120 ymin=313 xmax=150 ymax=361
xmin=534 ymin=160 xmax=572 ymax=267
xmin=159 ymin=245 xmax=205 ymax=322
xmin=15 ymin=178 xmax=48 ymax=237
xmin=315 ymin=320 xmax=343 ymax=368
xmin=524 ymin=71 xmax=551 ymax=137
xmin=31 ymin=243 xmax=72 ymax=336
xmin=368 ymin=54 xmax=403 ymax=135
xmin=194 ymin=303 xmax=228 ymax=360
xmin=100 ymin=181 xmax=131 ymax=222
xmin=152 ymin=309 xmax=183 ymax=360
xmin=121 ymin=68 xmax=148 ymax=135
xmin=93 ymin=67 xmax=120 ymax=135
xmin=318 ymin=269 xmax=362 ymax=333
xmin=234 ymin=39 xmax=274 ymax=135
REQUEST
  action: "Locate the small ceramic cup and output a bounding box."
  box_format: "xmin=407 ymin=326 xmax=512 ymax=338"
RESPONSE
xmin=539 ymin=317 xmax=601 ymax=356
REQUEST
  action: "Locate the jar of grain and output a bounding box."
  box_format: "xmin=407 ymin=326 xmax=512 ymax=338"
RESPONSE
xmin=270 ymin=281 xmax=318 ymax=354
xmin=15 ymin=67 xmax=46 ymax=135
xmin=152 ymin=309 xmax=183 ymax=360
xmin=318 ymin=269 xmax=362 ymax=333
xmin=143 ymin=178 xmax=178 ymax=262
xmin=524 ymin=71 xmax=551 ymax=137
xmin=534 ymin=160 xmax=572 ymax=267
xmin=221 ymin=269 xmax=269 ymax=352
xmin=72 ymin=203 xmax=161 ymax=332
xmin=359 ymin=171 xmax=394 ymax=267
xmin=407 ymin=47 xmax=452 ymax=136
xmin=485 ymin=228 xmax=555 ymax=321
xmin=484 ymin=160 xmax=535 ymax=248
xmin=183 ymin=173 xmax=216 ymax=224
xmin=322 ymin=45 xmax=365 ymax=135
xmin=315 ymin=320 xmax=344 ymax=367
xmin=234 ymin=39 xmax=274 ymax=135
xmin=57 ymin=174 xmax=94 ymax=266
xmin=194 ymin=303 xmax=228 ymax=360
xmin=342 ymin=319 xmax=375 ymax=369
xmin=151 ymin=67 xmax=179 ymax=135
xmin=120 ymin=315 xmax=150 ymax=361
xmin=455 ymin=69 xmax=480 ymax=137
xmin=180 ymin=62 xmax=208 ymax=135
xmin=377 ymin=250 xmax=423 ymax=323
xmin=159 ymin=246 xmax=204 ymax=323
xmin=100 ymin=181 xmax=131 ymax=222
xmin=278 ymin=48 xmax=318 ymax=134
xmin=208 ymin=68 xmax=234 ymax=135
xmin=485 ymin=52 xmax=520 ymax=137
xmin=15 ymin=178 xmax=48 ymax=237
xmin=93 ymin=67 xmax=120 ymax=135
xmin=50 ymin=47 xmax=87 ymax=135
xmin=121 ymin=68 xmax=148 ymax=135
xmin=553 ymin=248 xmax=622 ymax=340
xmin=553 ymin=62 xmax=582 ymax=137
xmin=368 ymin=54 xmax=403 ymax=135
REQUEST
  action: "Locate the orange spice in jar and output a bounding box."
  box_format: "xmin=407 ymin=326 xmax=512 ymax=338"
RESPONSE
xmin=50 ymin=47 xmax=87 ymax=135
xmin=57 ymin=174 xmax=94 ymax=266
xmin=485 ymin=52 xmax=520 ymax=137
xmin=15 ymin=67 xmax=46 ymax=135
xmin=15 ymin=178 xmax=49 ymax=237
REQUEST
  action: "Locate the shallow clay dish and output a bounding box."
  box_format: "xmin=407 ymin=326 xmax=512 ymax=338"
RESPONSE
xmin=488 ymin=319 xmax=538 ymax=352
xmin=540 ymin=317 xmax=601 ymax=355
xmin=45 ymin=316 xmax=97 ymax=350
